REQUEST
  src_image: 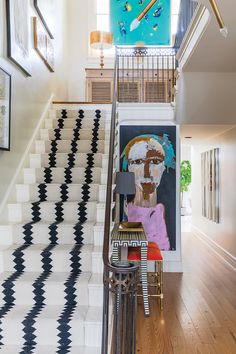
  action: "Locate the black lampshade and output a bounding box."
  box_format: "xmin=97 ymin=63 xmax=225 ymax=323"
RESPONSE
xmin=115 ymin=172 xmax=136 ymax=195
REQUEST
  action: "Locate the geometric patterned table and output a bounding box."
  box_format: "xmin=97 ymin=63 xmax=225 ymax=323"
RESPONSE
xmin=111 ymin=223 xmax=150 ymax=316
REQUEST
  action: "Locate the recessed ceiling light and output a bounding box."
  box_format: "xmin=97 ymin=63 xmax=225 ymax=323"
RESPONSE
xmin=184 ymin=136 xmax=192 ymax=139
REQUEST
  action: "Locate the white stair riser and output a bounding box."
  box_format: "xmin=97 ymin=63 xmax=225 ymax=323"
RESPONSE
xmin=8 ymin=202 xmax=97 ymax=223
xmin=93 ymin=226 xmax=104 ymax=247
xmin=96 ymin=205 xmax=105 ymax=224
xmin=3 ymin=248 xmax=92 ymax=273
xmin=84 ymin=323 xmax=102 ymax=347
xmin=88 ymin=285 xmax=103 ymax=307
xmin=92 ymin=252 xmax=103 ymax=274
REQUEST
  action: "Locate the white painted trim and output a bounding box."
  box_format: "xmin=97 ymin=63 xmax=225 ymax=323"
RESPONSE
xmin=0 ymin=94 xmax=54 ymax=219
xmin=192 ymin=225 xmax=236 ymax=271
xmin=118 ymin=103 xmax=175 ymax=124
xmin=176 ymin=5 xmax=211 ymax=70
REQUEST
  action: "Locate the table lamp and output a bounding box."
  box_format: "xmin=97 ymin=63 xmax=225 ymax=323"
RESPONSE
xmin=115 ymin=172 xmax=136 ymax=221
xmin=90 ymin=31 xmax=113 ymax=69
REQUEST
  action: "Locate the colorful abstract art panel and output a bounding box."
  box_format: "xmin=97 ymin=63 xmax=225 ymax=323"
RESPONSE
xmin=110 ymin=0 xmax=170 ymax=46
xmin=120 ymin=126 xmax=176 ymax=251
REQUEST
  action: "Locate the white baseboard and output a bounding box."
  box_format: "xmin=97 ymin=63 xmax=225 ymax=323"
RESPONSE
xmin=163 ymin=261 xmax=183 ymax=273
xmin=0 ymin=94 xmax=54 ymax=220
xmin=192 ymin=225 xmax=236 ymax=271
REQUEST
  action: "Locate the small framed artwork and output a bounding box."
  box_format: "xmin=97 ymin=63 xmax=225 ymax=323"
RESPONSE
xmin=6 ymin=0 xmax=31 ymax=77
xmin=0 ymin=67 xmax=11 ymax=151
xmin=34 ymin=0 xmax=55 ymax=39
xmin=202 ymin=148 xmax=220 ymax=223
xmin=33 ymin=17 xmax=55 ymax=72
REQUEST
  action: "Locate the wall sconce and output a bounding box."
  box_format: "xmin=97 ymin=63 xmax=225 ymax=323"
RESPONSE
xmin=90 ymin=31 xmax=113 ymax=69
xmin=208 ymin=0 xmax=228 ymax=37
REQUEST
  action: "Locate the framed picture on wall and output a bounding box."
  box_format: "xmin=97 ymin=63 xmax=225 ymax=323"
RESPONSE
xmin=110 ymin=0 xmax=171 ymax=45
xmin=201 ymin=148 xmax=220 ymax=223
xmin=33 ymin=17 xmax=55 ymax=72
xmin=34 ymin=0 xmax=55 ymax=38
xmin=0 ymin=67 xmax=11 ymax=151
xmin=6 ymin=0 xmax=31 ymax=77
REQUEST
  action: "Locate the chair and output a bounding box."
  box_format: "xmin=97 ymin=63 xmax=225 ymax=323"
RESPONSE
xmin=128 ymin=241 xmax=164 ymax=310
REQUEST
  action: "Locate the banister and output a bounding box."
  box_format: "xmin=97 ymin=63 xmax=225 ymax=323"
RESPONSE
xmin=101 ymin=47 xmax=138 ymax=354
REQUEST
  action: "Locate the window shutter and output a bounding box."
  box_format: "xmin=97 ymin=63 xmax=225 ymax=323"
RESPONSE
xmin=91 ymin=81 xmax=111 ymax=102
xmin=145 ymin=81 xmax=167 ymax=103
xmin=118 ymin=82 xmax=139 ymax=102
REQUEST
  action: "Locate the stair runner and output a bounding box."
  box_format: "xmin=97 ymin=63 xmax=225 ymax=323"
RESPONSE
xmin=0 ymin=108 xmax=107 ymax=353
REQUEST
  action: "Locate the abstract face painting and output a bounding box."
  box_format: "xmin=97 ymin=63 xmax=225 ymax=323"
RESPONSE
xmin=121 ymin=130 xmax=176 ymax=250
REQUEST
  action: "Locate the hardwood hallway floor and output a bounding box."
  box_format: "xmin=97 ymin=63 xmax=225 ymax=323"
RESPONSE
xmin=136 ymin=232 xmax=236 ymax=354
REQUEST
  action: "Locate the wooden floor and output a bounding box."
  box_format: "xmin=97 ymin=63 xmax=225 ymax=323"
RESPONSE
xmin=136 ymin=232 xmax=236 ymax=354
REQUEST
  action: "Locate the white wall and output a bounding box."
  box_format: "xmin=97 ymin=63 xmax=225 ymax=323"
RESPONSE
xmin=66 ymin=0 xmax=114 ymax=101
xmin=176 ymin=72 xmax=236 ymax=124
xmin=0 ymin=0 xmax=68 ymax=209
xmin=191 ymin=126 xmax=236 ymax=258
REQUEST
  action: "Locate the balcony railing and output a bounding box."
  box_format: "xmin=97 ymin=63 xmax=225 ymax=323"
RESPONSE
xmin=174 ymin=0 xmax=199 ymax=50
xmin=117 ymin=46 xmax=176 ymax=104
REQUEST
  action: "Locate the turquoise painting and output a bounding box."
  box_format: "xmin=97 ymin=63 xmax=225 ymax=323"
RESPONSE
xmin=110 ymin=0 xmax=170 ymax=46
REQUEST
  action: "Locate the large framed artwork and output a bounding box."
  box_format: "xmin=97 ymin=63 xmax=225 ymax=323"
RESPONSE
xmin=110 ymin=0 xmax=171 ymax=46
xmin=6 ymin=0 xmax=31 ymax=77
xmin=120 ymin=126 xmax=176 ymax=251
xmin=34 ymin=0 xmax=55 ymax=38
xmin=201 ymin=148 xmax=220 ymax=223
xmin=0 ymin=67 xmax=11 ymax=151
xmin=33 ymin=17 xmax=55 ymax=72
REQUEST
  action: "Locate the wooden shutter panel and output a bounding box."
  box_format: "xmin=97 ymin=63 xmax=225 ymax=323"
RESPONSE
xmin=145 ymin=81 xmax=167 ymax=103
xmin=118 ymin=82 xmax=139 ymax=102
xmin=91 ymin=81 xmax=111 ymax=102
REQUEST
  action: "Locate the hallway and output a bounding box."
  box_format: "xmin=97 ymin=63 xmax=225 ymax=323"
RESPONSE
xmin=137 ymin=232 xmax=236 ymax=354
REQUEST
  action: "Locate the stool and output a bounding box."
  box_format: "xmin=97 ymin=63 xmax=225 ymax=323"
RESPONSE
xmin=128 ymin=242 xmax=164 ymax=310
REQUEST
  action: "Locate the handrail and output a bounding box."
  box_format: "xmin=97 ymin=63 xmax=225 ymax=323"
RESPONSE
xmin=102 ymin=48 xmax=139 ymax=354
xmin=174 ymin=0 xmax=198 ymax=50
xmin=102 ymin=49 xmax=118 ymax=268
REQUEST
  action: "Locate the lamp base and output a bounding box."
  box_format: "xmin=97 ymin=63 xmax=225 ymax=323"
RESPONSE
xmin=100 ymin=48 xmax=104 ymax=69
xmin=220 ymin=26 xmax=228 ymax=38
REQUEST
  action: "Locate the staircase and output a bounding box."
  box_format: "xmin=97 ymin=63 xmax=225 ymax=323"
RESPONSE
xmin=0 ymin=105 xmax=110 ymax=353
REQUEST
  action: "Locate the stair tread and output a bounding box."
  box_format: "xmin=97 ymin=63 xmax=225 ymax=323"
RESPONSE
xmin=5 ymin=243 xmax=94 ymax=252
xmin=0 ymin=304 xmax=88 ymax=321
xmin=7 ymin=220 xmax=96 ymax=227
xmin=0 ymin=271 xmax=92 ymax=284
xmin=9 ymin=201 xmax=99 ymax=206
xmin=17 ymin=183 xmax=103 ymax=187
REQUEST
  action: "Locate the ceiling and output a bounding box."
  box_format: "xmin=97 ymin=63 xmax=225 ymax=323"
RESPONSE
xmin=180 ymin=124 xmax=235 ymax=144
xmin=183 ymin=0 xmax=236 ymax=72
